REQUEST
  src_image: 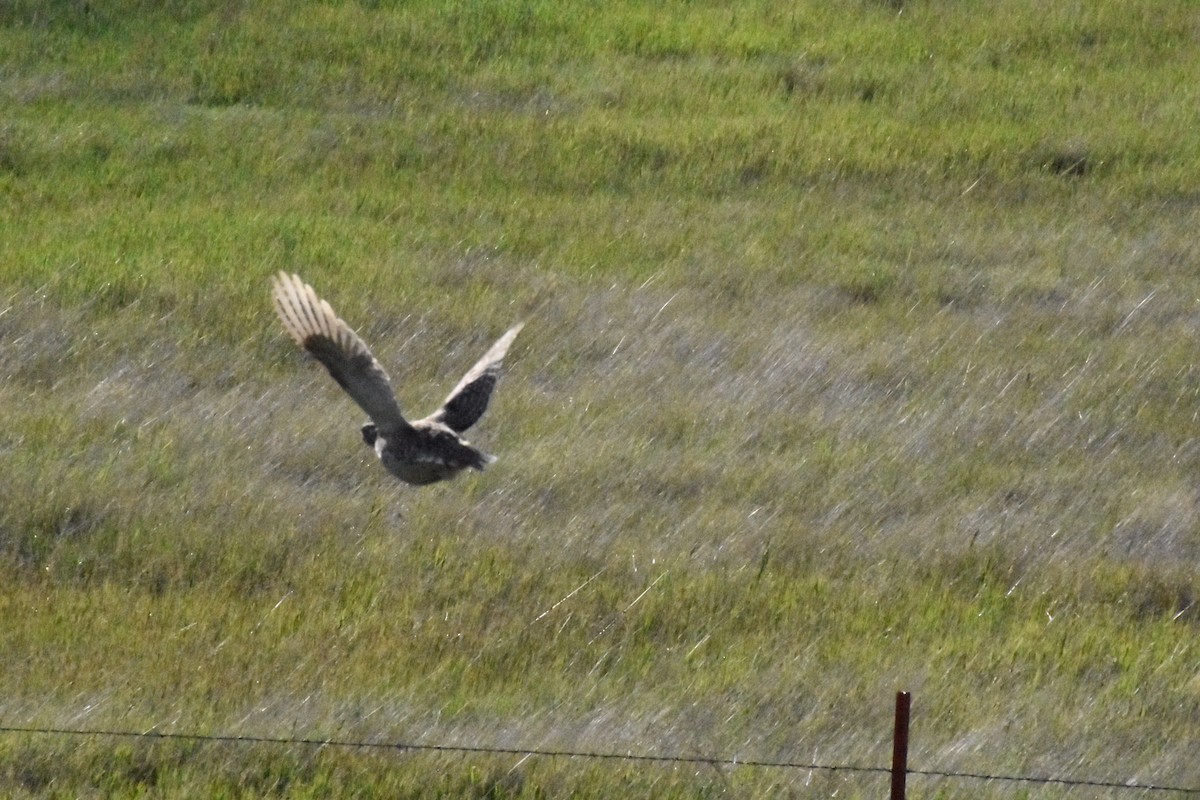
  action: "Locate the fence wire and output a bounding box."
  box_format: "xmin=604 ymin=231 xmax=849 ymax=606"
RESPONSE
xmin=1 ymin=724 xmax=1198 ymax=794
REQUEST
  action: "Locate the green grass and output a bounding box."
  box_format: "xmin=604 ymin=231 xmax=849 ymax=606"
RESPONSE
xmin=2 ymin=0 xmax=1200 ymax=796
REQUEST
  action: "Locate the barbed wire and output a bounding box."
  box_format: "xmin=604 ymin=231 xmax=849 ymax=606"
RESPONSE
xmin=907 ymin=765 xmax=1200 ymax=795
xmin=0 ymin=724 xmax=886 ymax=774
xmin=2 ymin=723 xmax=1198 ymax=794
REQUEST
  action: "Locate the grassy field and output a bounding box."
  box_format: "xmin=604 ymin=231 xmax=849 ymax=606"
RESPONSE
xmin=2 ymin=0 xmax=1199 ymax=796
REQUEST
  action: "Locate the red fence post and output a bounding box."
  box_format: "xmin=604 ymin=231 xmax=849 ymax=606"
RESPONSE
xmin=891 ymin=691 xmax=911 ymax=800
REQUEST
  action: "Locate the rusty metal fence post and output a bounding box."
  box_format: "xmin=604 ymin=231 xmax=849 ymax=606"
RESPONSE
xmin=891 ymin=691 xmax=911 ymax=800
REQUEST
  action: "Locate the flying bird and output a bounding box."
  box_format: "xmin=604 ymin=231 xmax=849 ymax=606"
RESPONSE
xmin=271 ymin=271 xmax=523 ymax=485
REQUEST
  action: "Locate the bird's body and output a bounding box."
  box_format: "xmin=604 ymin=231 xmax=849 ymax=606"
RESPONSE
xmin=363 ymin=418 xmax=493 ymax=486
xmin=271 ymin=272 xmax=522 ymax=485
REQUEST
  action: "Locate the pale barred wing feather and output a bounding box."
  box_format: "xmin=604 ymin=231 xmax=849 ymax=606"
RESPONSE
xmin=426 ymin=323 xmax=524 ymax=433
xmin=271 ymin=272 xmax=408 ymax=431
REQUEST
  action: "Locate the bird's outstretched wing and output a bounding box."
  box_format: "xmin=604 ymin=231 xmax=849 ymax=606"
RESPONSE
xmin=271 ymin=272 xmax=409 ymax=432
xmin=425 ymin=323 xmax=524 ymax=433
